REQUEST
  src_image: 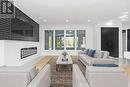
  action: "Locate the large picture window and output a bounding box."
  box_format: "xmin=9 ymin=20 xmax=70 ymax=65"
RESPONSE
xmin=66 ymin=30 xmax=75 ymax=50
xmin=45 ymin=30 xmax=53 ymax=50
xmin=55 ymin=30 xmax=64 ymax=50
xmin=44 ymin=30 xmax=86 ymax=50
xmin=77 ymin=30 xmax=86 ymax=50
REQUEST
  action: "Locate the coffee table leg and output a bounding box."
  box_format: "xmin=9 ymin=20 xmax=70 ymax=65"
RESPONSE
xmin=56 ymin=65 xmax=58 ymax=71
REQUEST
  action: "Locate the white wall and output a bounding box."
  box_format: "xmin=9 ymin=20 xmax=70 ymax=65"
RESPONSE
xmin=0 ymin=25 xmax=44 ymax=66
xmin=40 ymin=25 xmax=95 ymax=56
xmin=122 ymin=23 xmax=130 ymax=57
xmin=0 ymin=40 xmax=5 ymax=66
xmin=122 ymin=23 xmax=130 ymax=29
xmin=0 ymin=40 xmax=41 ymax=66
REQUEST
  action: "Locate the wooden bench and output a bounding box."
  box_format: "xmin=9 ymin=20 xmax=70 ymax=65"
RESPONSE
xmin=35 ymin=56 xmax=52 ymax=71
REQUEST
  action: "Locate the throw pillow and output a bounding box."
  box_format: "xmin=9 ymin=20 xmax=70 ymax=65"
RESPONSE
xmin=102 ymin=51 xmax=109 ymax=58
xmin=85 ymin=49 xmax=89 ymax=55
xmin=94 ymin=50 xmax=104 ymax=58
xmin=88 ymin=49 xmax=96 ymax=57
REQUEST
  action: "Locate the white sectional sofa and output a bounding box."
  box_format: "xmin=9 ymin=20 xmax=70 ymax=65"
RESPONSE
xmin=78 ymin=50 xmax=115 ymax=66
xmin=73 ymin=64 xmax=90 ymax=87
xmin=0 ymin=64 xmax=50 ymax=87
xmin=86 ymin=66 xmax=128 ymax=87
xmin=78 ymin=50 xmax=128 ymax=87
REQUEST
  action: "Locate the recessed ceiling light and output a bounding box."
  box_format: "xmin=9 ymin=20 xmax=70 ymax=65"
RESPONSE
xmin=43 ymin=19 xmax=47 ymax=22
xmin=106 ymin=22 xmax=113 ymax=26
xmin=66 ymin=19 xmax=69 ymax=23
xmin=106 ymin=20 xmax=113 ymax=26
xmin=88 ymin=19 xmax=91 ymax=22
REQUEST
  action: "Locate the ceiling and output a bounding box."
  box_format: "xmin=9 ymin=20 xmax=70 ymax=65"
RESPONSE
xmin=14 ymin=0 xmax=130 ymax=25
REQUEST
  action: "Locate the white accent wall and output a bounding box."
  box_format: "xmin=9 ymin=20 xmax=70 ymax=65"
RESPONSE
xmin=40 ymin=25 xmax=95 ymax=56
xmin=0 ymin=40 xmax=5 ymax=66
xmin=0 ymin=40 xmax=41 ymax=66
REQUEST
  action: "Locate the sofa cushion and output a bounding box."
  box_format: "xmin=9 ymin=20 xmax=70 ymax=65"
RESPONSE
xmin=91 ymin=58 xmax=115 ymax=65
xmin=86 ymin=66 xmax=128 ymax=87
xmin=94 ymin=50 xmax=103 ymax=58
xmin=80 ymin=54 xmax=92 ymax=65
xmin=0 ymin=72 xmax=31 ymax=87
xmin=0 ymin=66 xmax=38 ymax=80
xmin=102 ymin=51 xmax=109 ymax=58
xmin=88 ymin=49 xmax=96 ymax=57
xmin=86 ymin=66 xmax=124 ymax=73
xmin=87 ymin=66 xmax=124 ymax=73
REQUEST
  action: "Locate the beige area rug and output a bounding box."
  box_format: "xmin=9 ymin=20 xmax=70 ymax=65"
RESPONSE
xmin=48 ymin=56 xmax=85 ymax=87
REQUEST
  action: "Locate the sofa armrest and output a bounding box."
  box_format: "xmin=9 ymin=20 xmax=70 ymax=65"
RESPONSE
xmin=87 ymin=72 xmax=128 ymax=87
xmin=86 ymin=66 xmax=128 ymax=87
xmin=86 ymin=66 xmax=125 ymax=73
xmin=27 ymin=64 xmax=51 ymax=87
xmin=0 ymin=72 xmax=31 ymax=87
xmin=73 ymin=64 xmax=89 ymax=87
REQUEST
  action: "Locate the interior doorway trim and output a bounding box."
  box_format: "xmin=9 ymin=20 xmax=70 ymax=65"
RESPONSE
xmin=101 ymin=27 xmax=119 ymax=57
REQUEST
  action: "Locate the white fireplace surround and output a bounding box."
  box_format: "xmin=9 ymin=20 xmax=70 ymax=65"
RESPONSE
xmin=0 ymin=40 xmax=41 ymax=66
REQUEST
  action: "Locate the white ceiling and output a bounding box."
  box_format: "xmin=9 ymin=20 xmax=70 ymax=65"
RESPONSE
xmin=14 ymin=0 xmax=130 ymax=25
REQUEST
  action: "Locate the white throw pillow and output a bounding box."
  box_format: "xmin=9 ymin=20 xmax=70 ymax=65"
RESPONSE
xmin=102 ymin=51 xmax=109 ymax=58
xmin=94 ymin=50 xmax=103 ymax=58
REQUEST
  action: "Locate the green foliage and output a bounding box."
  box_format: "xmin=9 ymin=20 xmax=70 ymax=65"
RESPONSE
xmin=62 ymin=51 xmax=68 ymax=57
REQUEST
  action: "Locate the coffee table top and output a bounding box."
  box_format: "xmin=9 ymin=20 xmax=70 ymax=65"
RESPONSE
xmin=56 ymin=55 xmax=73 ymax=64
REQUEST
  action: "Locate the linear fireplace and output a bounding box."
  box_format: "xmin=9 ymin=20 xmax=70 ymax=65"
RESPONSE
xmin=21 ymin=47 xmax=37 ymax=59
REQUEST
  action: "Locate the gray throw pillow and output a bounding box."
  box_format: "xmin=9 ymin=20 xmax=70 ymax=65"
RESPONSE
xmin=88 ymin=49 xmax=96 ymax=57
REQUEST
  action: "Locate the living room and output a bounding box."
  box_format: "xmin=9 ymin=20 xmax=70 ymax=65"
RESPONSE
xmin=0 ymin=0 xmax=130 ymax=87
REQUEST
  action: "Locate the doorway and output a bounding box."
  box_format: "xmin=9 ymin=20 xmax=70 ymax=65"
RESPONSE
xmin=101 ymin=27 xmax=119 ymax=57
xmin=122 ymin=30 xmax=126 ymax=57
xmin=127 ymin=29 xmax=130 ymax=51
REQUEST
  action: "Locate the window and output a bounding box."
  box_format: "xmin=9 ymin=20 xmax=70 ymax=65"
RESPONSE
xmin=44 ymin=30 xmax=86 ymax=50
xmin=77 ymin=30 xmax=86 ymax=50
xmin=55 ymin=30 xmax=64 ymax=50
xmin=66 ymin=30 xmax=75 ymax=50
xmin=45 ymin=30 xmax=53 ymax=50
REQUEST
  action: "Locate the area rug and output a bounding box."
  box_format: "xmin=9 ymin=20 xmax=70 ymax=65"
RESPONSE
xmin=48 ymin=56 xmax=85 ymax=87
xmin=48 ymin=56 xmax=72 ymax=87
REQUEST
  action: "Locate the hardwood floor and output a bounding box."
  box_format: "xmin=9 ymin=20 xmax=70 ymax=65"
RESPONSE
xmin=123 ymin=65 xmax=130 ymax=77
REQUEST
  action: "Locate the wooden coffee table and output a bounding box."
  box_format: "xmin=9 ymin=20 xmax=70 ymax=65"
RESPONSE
xmin=56 ymin=55 xmax=73 ymax=71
